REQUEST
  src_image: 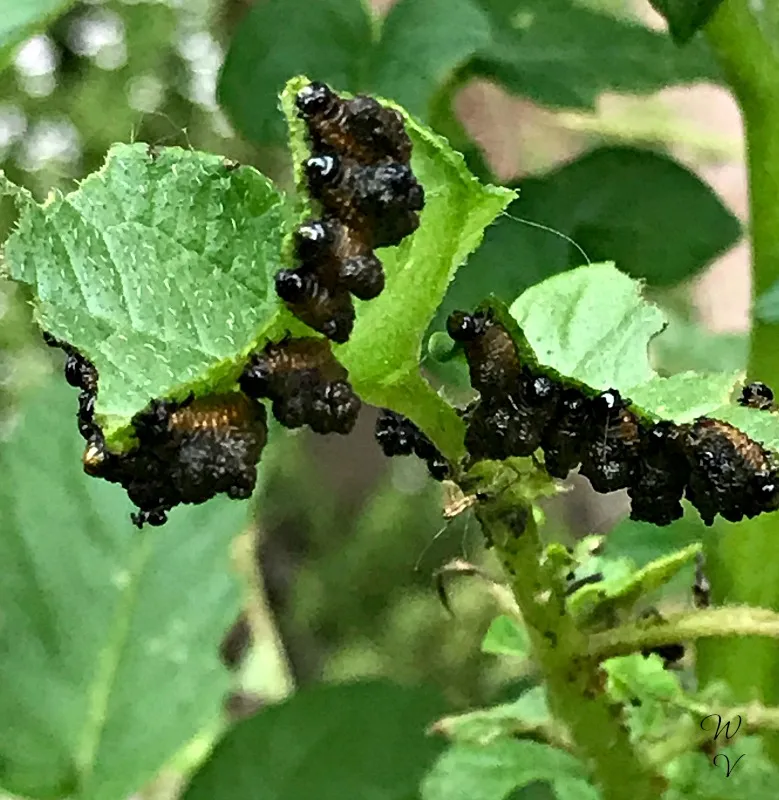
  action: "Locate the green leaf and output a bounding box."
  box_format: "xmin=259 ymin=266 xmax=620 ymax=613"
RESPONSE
xmin=648 ymin=0 xmax=725 ymax=44
xmin=217 ymin=0 xmax=374 ymax=146
xmin=182 ymin=681 xmax=446 ymax=800
xmin=606 ymin=509 xmax=706 ymax=568
xmin=372 ymin=0 xmax=493 ymax=118
xmin=651 ymin=315 xmax=747 ymax=374
xmin=509 ymin=263 xmax=666 ymax=391
xmin=754 ymin=278 xmax=779 ymax=324
xmin=2 ymin=146 xmax=293 ymax=444
xmin=435 ymin=147 xmax=741 ymax=327
xmin=469 ymin=0 xmax=721 ymax=110
xmin=430 ymin=687 xmax=560 ymax=747
xmin=0 ymin=0 xmax=76 ymax=71
xmin=625 ymin=371 xmax=742 ymax=422
xmin=568 ymin=544 xmax=702 ymax=627
xmin=482 ymin=615 xmax=530 ymax=657
xmin=421 ymin=739 xmax=594 ymax=800
xmin=281 ymin=76 xmax=514 ymax=460
xmin=0 ymin=378 xmax=248 ymax=799
xmin=665 ymin=737 xmax=779 ymax=799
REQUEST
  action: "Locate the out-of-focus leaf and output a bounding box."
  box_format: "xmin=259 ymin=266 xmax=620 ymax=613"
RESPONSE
xmin=625 ymin=371 xmax=741 ymax=421
xmin=421 ymin=739 xmax=596 ymax=800
xmin=435 ymin=147 xmax=740 ymax=332
xmin=0 ymin=0 xmax=76 ymax=71
xmin=649 ymin=0 xmax=725 ymax=44
xmin=1 ymin=147 xmax=293 ymax=443
xmin=182 ymin=681 xmax=445 ymax=800
xmin=372 ymin=0 xmax=492 ymax=118
xmin=605 ymin=509 xmax=706 ymax=568
xmin=651 ymin=315 xmax=747 ymax=375
xmin=754 ymin=279 xmax=779 ymax=324
xmin=218 ymin=0 xmax=373 ymax=146
xmin=482 ymin=615 xmax=530 ymax=657
xmin=0 ymin=378 xmax=248 ymax=799
xmin=436 ymin=147 xmax=740 ymax=330
xmin=219 ymin=0 xmax=494 ymax=146
xmin=510 ymin=263 xmax=666 ymax=391
xmin=665 ymin=737 xmax=779 ymax=799
xmin=281 ymin=76 xmax=513 ymax=460
xmin=430 ymin=687 xmax=558 ymax=746
xmin=469 ymin=0 xmax=721 ymax=110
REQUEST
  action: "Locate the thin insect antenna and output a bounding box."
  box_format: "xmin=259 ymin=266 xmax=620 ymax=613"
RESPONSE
xmin=459 ymin=514 xmax=473 ymax=561
xmin=142 ymin=110 xmax=193 ymax=150
xmin=414 ymin=519 xmax=454 ymax=572
xmin=129 ymin=112 xmax=146 ymax=145
xmin=501 ymin=212 xmax=592 ymax=266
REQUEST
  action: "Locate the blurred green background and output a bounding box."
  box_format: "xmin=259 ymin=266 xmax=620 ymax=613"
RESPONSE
xmin=0 ymin=0 xmax=752 ymax=798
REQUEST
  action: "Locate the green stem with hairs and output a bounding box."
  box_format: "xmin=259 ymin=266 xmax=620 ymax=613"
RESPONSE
xmin=703 ymin=0 xmax=779 ymax=761
xmin=466 ymin=461 xmax=661 ymax=800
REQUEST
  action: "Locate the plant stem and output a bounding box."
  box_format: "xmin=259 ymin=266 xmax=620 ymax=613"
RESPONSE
xmin=703 ymin=0 xmax=779 ymax=761
xmin=469 ymin=461 xmax=661 ymax=800
xmin=587 ymin=606 xmax=779 ymax=661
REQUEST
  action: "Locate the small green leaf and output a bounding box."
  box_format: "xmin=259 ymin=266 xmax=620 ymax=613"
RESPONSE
xmin=649 ymin=0 xmax=725 ymax=44
xmin=0 ymin=378 xmax=248 ymax=800
xmin=281 ymin=76 xmax=514 ymax=459
xmin=372 ymin=0 xmax=493 ymax=118
xmin=568 ymin=544 xmax=702 ymax=627
xmin=429 ymin=689 xmax=579 ymax=780
xmin=605 ymin=653 xmax=685 ymax=706
xmin=217 ymin=0 xmax=373 ymax=146
xmin=421 ymin=739 xmax=594 ymax=800
xmin=509 ymin=263 xmax=666 ymax=391
xmin=435 ymin=147 xmax=741 ymax=327
xmin=482 ymin=615 xmax=530 ymax=657
xmin=0 ymin=0 xmax=76 ymax=71
xmin=2 ymin=146 xmax=293 ymax=443
xmin=431 ymin=687 xmax=554 ymax=746
xmin=469 ymin=0 xmax=721 ymax=110
xmin=182 ymin=681 xmax=446 ymax=800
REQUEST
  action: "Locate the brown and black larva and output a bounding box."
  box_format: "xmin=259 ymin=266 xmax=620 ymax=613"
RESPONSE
xmin=444 ymin=309 xmax=779 ymax=527
xmin=375 ymin=408 xmax=450 ymax=481
xmin=240 ymin=335 xmax=361 ymax=436
xmin=276 ymin=81 xmax=424 ymax=344
xmin=45 ymin=336 xmax=268 ymax=528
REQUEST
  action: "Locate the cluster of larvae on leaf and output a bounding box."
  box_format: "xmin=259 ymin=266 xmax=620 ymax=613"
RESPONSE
xmin=276 ymin=80 xmax=424 ymax=343
xmin=431 ymin=307 xmax=778 ymax=527
xmin=45 ymin=333 xmax=364 ymax=527
xmin=43 ymin=82 xmax=445 ymax=527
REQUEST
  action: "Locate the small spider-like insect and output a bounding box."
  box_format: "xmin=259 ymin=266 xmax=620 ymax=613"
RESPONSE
xmin=295 ymin=81 xmax=412 ymax=165
xmin=738 ymin=381 xmax=775 ymax=411
xmin=240 ymin=335 xmax=361 ymax=435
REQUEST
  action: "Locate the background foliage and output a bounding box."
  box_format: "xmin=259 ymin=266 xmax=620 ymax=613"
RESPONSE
xmin=0 ymin=0 xmax=768 ymax=798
